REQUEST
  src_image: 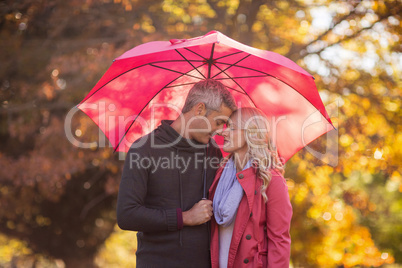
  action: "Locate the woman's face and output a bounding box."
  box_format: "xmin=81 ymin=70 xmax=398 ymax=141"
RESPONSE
xmin=221 ymin=115 xmax=247 ymax=153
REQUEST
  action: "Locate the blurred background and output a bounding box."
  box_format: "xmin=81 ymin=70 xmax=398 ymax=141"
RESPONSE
xmin=0 ymin=0 xmax=401 ymax=267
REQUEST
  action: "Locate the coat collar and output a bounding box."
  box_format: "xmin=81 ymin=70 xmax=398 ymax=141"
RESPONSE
xmin=236 ymin=167 xmax=257 ymax=210
xmin=209 ymin=160 xmax=258 ymax=211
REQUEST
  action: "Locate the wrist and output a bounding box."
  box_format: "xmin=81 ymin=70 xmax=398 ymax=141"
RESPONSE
xmin=182 ymin=210 xmax=192 ymax=226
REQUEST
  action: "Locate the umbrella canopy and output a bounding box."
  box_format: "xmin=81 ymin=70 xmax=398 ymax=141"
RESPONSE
xmin=78 ymin=30 xmax=335 ymax=162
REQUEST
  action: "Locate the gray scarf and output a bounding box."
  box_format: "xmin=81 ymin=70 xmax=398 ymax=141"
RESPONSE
xmin=213 ymin=157 xmax=252 ymax=227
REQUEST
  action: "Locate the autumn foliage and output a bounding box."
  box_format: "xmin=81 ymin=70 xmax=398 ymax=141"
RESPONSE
xmin=0 ymin=0 xmax=401 ymax=267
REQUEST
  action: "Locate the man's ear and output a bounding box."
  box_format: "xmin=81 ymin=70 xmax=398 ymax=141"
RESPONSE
xmin=194 ymin=102 xmax=207 ymax=116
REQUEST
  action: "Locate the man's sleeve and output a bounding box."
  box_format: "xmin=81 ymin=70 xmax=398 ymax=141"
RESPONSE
xmin=116 ymin=147 xmax=179 ymax=232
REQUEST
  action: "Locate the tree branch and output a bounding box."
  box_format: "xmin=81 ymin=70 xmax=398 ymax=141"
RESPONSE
xmin=285 ymin=1 xmax=362 ymax=60
xmin=288 ymin=1 xmax=402 ymax=61
xmin=309 ymin=13 xmax=394 ymax=56
xmin=307 ymin=1 xmax=362 ymax=48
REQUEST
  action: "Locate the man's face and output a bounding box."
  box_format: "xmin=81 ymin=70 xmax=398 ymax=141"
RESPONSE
xmin=188 ymin=104 xmax=233 ymax=144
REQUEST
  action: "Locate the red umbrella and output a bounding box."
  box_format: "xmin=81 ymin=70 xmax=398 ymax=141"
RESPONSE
xmin=78 ymin=30 xmax=335 ymax=162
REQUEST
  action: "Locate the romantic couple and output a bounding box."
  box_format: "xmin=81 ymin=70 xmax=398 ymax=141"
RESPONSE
xmin=117 ymin=79 xmax=293 ymax=268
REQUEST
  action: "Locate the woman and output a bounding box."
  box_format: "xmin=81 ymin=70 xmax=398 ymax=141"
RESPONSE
xmin=209 ymin=107 xmax=292 ymax=268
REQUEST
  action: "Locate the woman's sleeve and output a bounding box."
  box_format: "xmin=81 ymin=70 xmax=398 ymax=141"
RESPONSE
xmin=266 ymin=174 xmax=293 ymax=267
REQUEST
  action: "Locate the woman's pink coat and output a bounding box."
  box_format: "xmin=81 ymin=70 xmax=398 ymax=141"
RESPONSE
xmin=209 ymin=162 xmax=292 ymax=268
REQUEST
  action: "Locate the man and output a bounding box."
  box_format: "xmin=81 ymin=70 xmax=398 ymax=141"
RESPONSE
xmin=117 ymin=79 xmax=237 ymax=268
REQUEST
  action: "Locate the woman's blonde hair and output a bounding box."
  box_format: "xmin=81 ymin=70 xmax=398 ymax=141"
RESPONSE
xmin=231 ymin=107 xmax=284 ymax=202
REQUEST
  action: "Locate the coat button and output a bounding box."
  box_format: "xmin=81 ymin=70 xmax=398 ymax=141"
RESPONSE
xmin=246 ymin=234 xmax=252 ymax=240
xmin=244 ymin=258 xmax=249 ymax=264
xmin=250 ymin=212 xmax=253 ymax=217
xmin=254 ymin=190 xmax=257 ymax=195
xmin=238 ymin=174 xmax=244 ymax=179
xmin=264 ymin=226 xmax=267 ymax=231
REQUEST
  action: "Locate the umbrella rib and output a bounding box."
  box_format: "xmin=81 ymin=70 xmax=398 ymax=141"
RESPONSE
xmin=213 ymin=62 xmax=282 ymax=82
xmin=79 ymin=63 xmax=154 ymax=103
xmin=208 ymin=43 xmax=215 ymax=78
xmin=175 ymin=49 xmax=206 ymax=79
xmin=183 ymin=47 xmax=207 ymax=60
xmin=113 ymin=63 xmax=206 ymax=152
xmin=87 ymin=53 xmax=260 ymax=107
xmin=214 ymin=51 xmax=244 ymax=60
xmin=211 ymin=54 xmax=251 ymax=79
xmin=221 ymin=85 xmax=249 ymax=95
xmin=164 ymin=82 xmax=199 ymax=88
xmin=80 ymin=60 xmax=206 ymax=103
xmin=163 ymin=78 xmax=246 ymax=91
xmin=215 ymin=60 xmax=313 ymax=82
xmin=149 ymin=64 xmax=204 ymax=80
xmin=183 ymin=47 xmax=244 ymax=62
xmin=215 ymin=75 xmax=267 ymax=79
xmin=216 ymin=63 xmax=335 ymax=128
xmin=144 ymin=59 xmax=205 ymax=63
xmin=212 ymin=62 xmax=257 ymax=107
xmin=150 ymin=59 xmax=205 ymax=63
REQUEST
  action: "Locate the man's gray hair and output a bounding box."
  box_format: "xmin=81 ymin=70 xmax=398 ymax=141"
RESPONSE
xmin=182 ymin=79 xmax=237 ymax=115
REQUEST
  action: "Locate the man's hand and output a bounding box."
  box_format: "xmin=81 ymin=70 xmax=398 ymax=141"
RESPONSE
xmin=182 ymin=199 xmax=213 ymax=226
